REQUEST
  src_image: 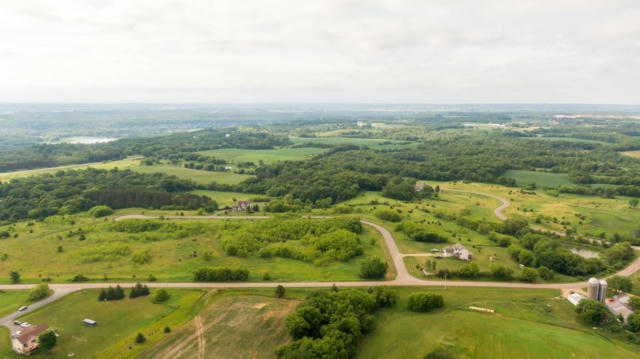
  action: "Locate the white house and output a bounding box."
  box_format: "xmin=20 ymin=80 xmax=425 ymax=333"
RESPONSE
xmin=443 ymin=243 xmax=472 ymax=261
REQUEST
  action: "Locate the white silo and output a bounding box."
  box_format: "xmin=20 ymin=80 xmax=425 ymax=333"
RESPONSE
xmin=587 ymin=277 xmax=599 ymax=300
xmin=597 ymin=279 xmax=607 ymax=303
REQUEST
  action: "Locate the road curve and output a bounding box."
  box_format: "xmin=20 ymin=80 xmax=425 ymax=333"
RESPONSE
xmin=442 ymin=188 xmax=510 ymax=220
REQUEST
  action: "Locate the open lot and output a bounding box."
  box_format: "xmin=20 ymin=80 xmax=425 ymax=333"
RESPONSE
xmin=0 ymin=289 xmax=205 ymax=359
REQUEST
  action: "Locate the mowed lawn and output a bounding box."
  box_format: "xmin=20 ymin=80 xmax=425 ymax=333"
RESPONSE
xmin=198 ymin=147 xmax=327 ymax=163
xmin=139 ymin=293 xmax=298 ymax=359
xmin=2 ymin=289 xmax=206 ymax=359
xmin=357 ymin=287 xmax=640 ymax=359
xmin=502 ymin=169 xmax=570 ymax=188
xmin=0 ymin=290 xmax=32 ymax=319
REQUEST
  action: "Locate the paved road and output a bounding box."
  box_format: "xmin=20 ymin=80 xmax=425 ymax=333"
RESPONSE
xmin=0 ymin=288 xmax=75 ymax=331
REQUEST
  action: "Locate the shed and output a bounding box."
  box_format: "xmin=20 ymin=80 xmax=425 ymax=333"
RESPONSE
xmin=82 ymin=319 xmax=97 ymax=327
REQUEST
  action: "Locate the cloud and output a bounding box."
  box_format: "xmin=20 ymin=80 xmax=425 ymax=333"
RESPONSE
xmin=0 ymin=0 xmax=638 ymax=103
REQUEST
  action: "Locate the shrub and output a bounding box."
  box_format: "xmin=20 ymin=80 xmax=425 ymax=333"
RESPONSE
xmin=38 ymin=330 xmax=57 ymax=350
xmin=129 ymin=283 xmax=150 ymax=299
xmin=70 ymin=274 xmax=89 ymax=282
xmin=359 ymin=257 xmax=388 ymax=279
xmin=193 ymin=267 xmax=250 ymax=282
xmin=164 ymin=326 xmax=171 ymax=333
xmin=28 ymin=284 xmax=50 ymax=301
xmin=374 ymin=209 xmax=402 ymax=222
xmin=135 ymin=333 xmax=146 ymax=344
xmin=10 ymin=271 xmax=20 ymax=283
xmin=536 ymin=266 xmax=555 ymax=280
xmin=407 ymin=293 xmax=444 ymax=312
xmin=627 ymin=312 xmax=640 ymax=332
xmin=520 ymin=267 xmax=538 ymax=282
xmin=275 ymin=285 xmax=285 ymax=298
xmin=132 ymin=250 xmax=152 ymax=265
xmin=457 ymin=263 xmax=479 ymax=278
xmin=575 ymin=299 xmax=608 ymax=325
xmin=152 ymin=289 xmax=170 ymax=304
xmin=489 ymin=263 xmax=513 ymax=280
xmin=88 ymin=205 xmax=114 ymax=218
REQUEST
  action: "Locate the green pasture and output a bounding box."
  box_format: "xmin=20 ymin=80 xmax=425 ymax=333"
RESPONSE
xmin=0 ymin=157 xmax=141 ymax=183
xmin=130 ymin=163 xmax=253 ymax=185
xmin=0 ymin=216 xmax=386 ymax=284
xmin=502 ymin=169 xmax=571 ymax=188
xmin=198 ymin=147 xmax=327 ymax=163
xmin=1 ymin=289 xmax=205 ymax=359
xmin=188 ymin=190 xmax=259 ymax=207
xmin=357 ymin=287 xmax=640 ymax=359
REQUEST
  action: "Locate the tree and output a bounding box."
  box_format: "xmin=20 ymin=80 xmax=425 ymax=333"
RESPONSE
xmin=407 ymin=293 xmax=444 ymax=312
xmin=29 ymin=284 xmax=50 ymax=301
xmin=38 ymin=330 xmax=57 ymax=350
xmin=608 ymin=275 xmax=632 ymax=294
xmin=520 ymin=268 xmax=538 ymax=283
xmin=359 ymin=257 xmax=388 ymax=279
xmin=9 ymin=271 xmax=20 ymax=283
xmin=458 ymin=263 xmax=479 ymax=278
xmin=98 ymin=289 xmax=107 ymax=301
xmin=275 ymin=285 xmax=285 ymax=298
xmin=164 ymin=326 xmax=171 ymax=333
xmin=489 ymin=263 xmax=513 ymax=280
xmin=627 ymin=312 xmax=640 ymax=332
xmin=630 ymin=296 xmax=640 ymax=310
xmin=537 ymin=266 xmax=555 ymax=281
xmin=629 ymin=198 xmax=639 ymax=209
xmin=575 ymin=299 xmax=608 ymax=325
xmin=135 ymin=333 xmax=146 ymax=344
xmin=152 ymin=289 xmax=170 ymax=303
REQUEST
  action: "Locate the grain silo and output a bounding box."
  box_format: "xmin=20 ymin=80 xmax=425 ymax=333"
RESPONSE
xmin=587 ymin=277 xmax=599 ymax=300
xmin=597 ymin=279 xmax=607 ymax=303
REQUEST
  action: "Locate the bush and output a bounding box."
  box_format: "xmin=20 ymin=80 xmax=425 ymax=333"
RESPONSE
xmin=135 ymin=332 xmax=146 ymax=344
xmin=10 ymin=271 xmax=20 ymax=283
xmin=129 ymin=283 xmax=150 ymax=299
xmin=537 ymin=266 xmax=555 ymax=280
xmin=520 ymin=267 xmax=538 ymax=282
xmin=575 ymin=299 xmax=608 ymax=325
xmin=627 ymin=312 xmax=640 ymax=332
xmin=193 ymin=267 xmax=250 ymax=282
xmin=359 ymin=257 xmax=388 ymax=279
xmin=164 ymin=326 xmax=171 ymax=333
xmin=407 ymin=293 xmax=444 ymax=312
xmin=457 ymin=263 xmax=479 ymax=278
xmin=276 ymin=285 xmax=285 ymax=298
xmin=38 ymin=330 xmax=57 ymax=350
xmin=28 ymin=284 xmax=50 ymax=301
xmin=70 ymin=274 xmax=89 ymax=282
xmin=489 ymin=263 xmax=513 ymax=280
xmin=88 ymin=205 xmax=114 ymax=218
xmin=374 ymin=209 xmax=402 ymax=222
xmin=152 ymin=289 xmax=170 ymax=304
xmin=99 ymin=285 xmax=126 ymax=301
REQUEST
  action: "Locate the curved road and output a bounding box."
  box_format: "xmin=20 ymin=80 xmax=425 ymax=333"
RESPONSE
xmin=3 ymin=192 xmax=640 ymax=328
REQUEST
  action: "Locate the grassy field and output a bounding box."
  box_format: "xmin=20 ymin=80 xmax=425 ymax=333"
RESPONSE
xmin=357 ymin=287 xmax=640 ymax=359
xmin=139 ymin=292 xmax=297 ymax=359
xmin=188 ymin=190 xmax=261 ymax=207
xmin=502 ymin=170 xmax=571 ymax=188
xmin=0 ymin=289 xmax=205 ymax=359
xmin=621 ymin=150 xmax=640 ymax=159
xmin=0 ymin=157 xmax=141 ymax=182
xmin=198 ymin=147 xmax=327 ymax=163
xmin=0 ymin=290 xmax=31 ymax=319
xmin=130 ymin=163 xmax=253 ymax=185
xmin=289 ymin=136 xmax=416 ymax=149
xmin=0 ymin=216 xmax=387 ymax=283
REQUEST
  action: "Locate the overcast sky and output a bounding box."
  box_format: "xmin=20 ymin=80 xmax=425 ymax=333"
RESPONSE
xmin=0 ymin=0 xmax=639 ymax=103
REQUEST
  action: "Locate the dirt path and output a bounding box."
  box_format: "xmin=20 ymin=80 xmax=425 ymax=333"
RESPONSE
xmin=195 ymin=315 xmax=205 ymax=359
xmin=157 ymin=315 xmax=211 ymax=359
xmin=441 ymin=188 xmax=510 ymax=220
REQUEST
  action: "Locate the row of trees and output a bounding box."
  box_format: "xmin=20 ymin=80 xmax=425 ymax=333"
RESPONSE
xmin=193 ymin=267 xmax=250 ymax=282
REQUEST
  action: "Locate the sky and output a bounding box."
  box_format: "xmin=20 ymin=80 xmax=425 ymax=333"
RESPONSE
xmin=0 ymin=0 xmax=639 ymax=103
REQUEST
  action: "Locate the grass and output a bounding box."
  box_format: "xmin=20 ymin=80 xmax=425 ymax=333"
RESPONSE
xmin=357 ymin=287 xmax=640 ymax=359
xmin=502 ymin=170 xmax=571 ymax=188
xmin=0 ymin=289 xmax=205 ymax=359
xmin=621 ymin=150 xmax=640 ymax=159
xmin=139 ymin=292 xmax=297 ymax=359
xmin=188 ymin=190 xmax=261 ymax=207
xmin=0 ymin=157 xmax=141 ymax=183
xmin=130 ymin=163 xmax=253 ymax=185
xmin=197 ymin=147 xmax=327 ymax=163
xmin=0 ymin=216 xmax=386 ymax=284
xmin=289 ymin=136 xmax=416 ymax=149
xmin=0 ymin=290 xmax=31 ymax=319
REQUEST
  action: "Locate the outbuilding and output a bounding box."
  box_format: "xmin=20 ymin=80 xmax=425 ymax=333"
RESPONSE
xmin=82 ymin=319 xmax=97 ymax=327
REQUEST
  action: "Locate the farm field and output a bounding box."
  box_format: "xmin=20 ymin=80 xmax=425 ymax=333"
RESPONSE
xmin=198 ymin=147 xmax=327 ymax=163
xmin=0 ymin=157 xmax=141 ymax=182
xmin=357 ymin=287 xmax=640 ymax=359
xmin=139 ymin=292 xmax=298 ymax=359
xmin=0 ymin=289 xmax=206 ymax=359
xmin=0 ymin=216 xmax=387 ymax=283
xmin=502 ymin=169 xmax=570 ymax=188
xmin=289 ymin=136 xmax=416 ymax=149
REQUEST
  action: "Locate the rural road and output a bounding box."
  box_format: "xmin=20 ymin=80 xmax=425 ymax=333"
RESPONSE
xmin=441 ymin=188 xmax=509 ymax=220
xmin=2 ymin=188 xmax=638 ymax=329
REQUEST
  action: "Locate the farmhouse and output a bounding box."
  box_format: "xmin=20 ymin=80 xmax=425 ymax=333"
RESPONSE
xmin=11 ymin=323 xmax=49 ymax=355
xmin=232 ymin=201 xmax=252 ymax=212
xmin=443 ymin=243 xmax=472 ymax=261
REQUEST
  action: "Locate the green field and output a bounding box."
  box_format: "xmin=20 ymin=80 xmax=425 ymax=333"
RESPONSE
xmin=0 ymin=290 xmax=31 ymax=319
xmin=0 ymin=289 xmax=205 ymax=359
xmin=198 ymin=147 xmax=327 ymax=163
xmin=357 ymin=287 xmax=640 ymax=359
xmin=502 ymin=170 xmax=571 ymax=188
xmin=289 ymin=136 xmax=416 ymax=149
xmin=130 ymin=163 xmax=253 ymax=185
xmin=0 ymin=216 xmax=387 ymax=283
xmin=0 ymin=157 xmax=142 ymax=183
xmin=188 ymin=190 xmax=260 ymax=207
xmin=139 ymin=293 xmax=297 ymax=359
xmin=621 ymin=150 xmax=640 ymax=159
